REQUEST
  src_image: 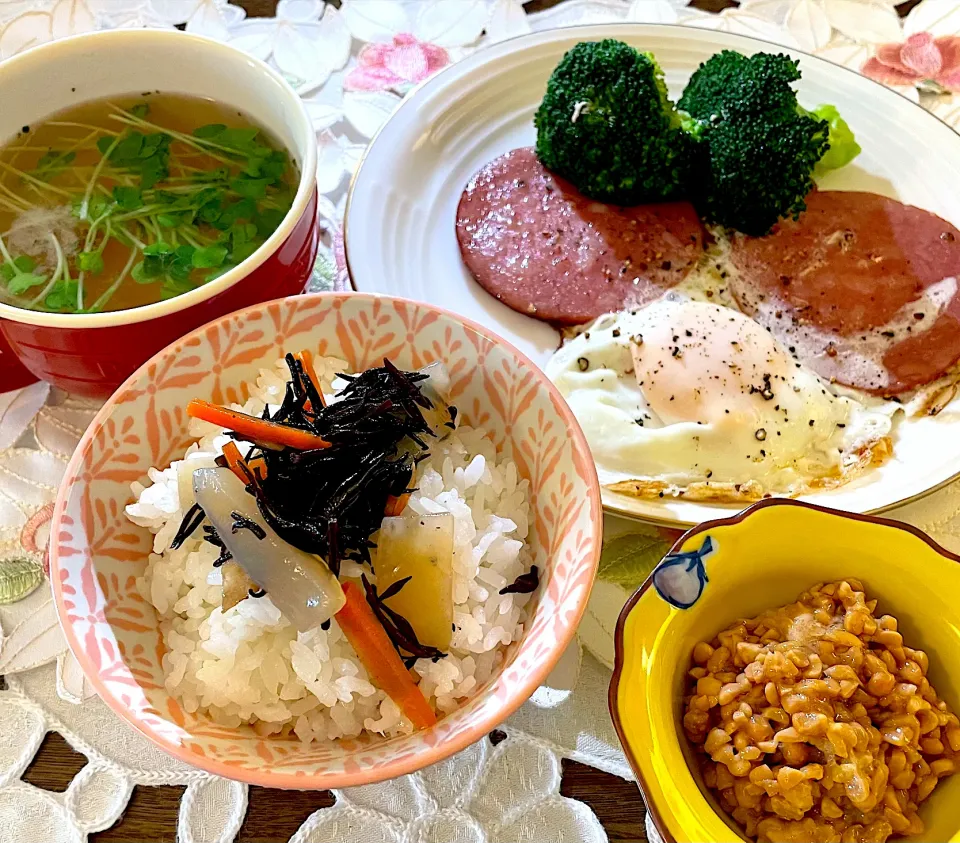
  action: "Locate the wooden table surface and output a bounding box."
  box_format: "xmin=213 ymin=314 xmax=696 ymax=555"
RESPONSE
xmin=14 ymin=0 xmax=912 ymax=840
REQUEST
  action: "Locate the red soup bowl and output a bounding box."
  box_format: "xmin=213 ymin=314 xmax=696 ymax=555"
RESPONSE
xmin=0 ymin=29 xmax=318 ymax=398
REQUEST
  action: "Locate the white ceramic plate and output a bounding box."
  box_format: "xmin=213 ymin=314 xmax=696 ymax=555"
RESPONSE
xmin=345 ymin=24 xmax=960 ymax=527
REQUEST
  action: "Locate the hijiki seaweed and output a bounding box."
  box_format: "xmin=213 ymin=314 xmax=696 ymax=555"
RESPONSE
xmin=500 ymin=565 xmax=540 ymax=595
xmin=199 ymin=524 xmax=232 ymax=567
xmin=361 ymin=574 xmax=446 ymax=667
xmin=230 ymin=511 xmax=266 ymax=540
xmin=173 ymin=357 xmax=456 ymax=657
xmin=239 ymin=357 xmax=437 ymax=575
xmin=171 ymin=503 xmax=204 ymax=550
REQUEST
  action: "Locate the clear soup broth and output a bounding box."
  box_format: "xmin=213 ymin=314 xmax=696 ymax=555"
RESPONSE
xmin=0 ymin=93 xmax=298 ymax=314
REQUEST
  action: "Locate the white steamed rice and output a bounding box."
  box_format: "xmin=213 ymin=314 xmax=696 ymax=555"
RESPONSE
xmin=125 ymin=355 xmax=534 ymax=741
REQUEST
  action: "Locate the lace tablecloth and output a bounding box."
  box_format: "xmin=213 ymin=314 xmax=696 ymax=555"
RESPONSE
xmin=1 ymin=1 xmax=960 ymax=840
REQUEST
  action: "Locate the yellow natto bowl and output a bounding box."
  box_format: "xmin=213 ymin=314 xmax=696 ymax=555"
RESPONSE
xmin=608 ymin=498 xmax=960 ymax=843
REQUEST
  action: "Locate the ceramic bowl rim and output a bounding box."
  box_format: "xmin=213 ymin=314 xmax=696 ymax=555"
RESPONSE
xmin=0 ymin=28 xmax=317 ymax=330
xmin=50 ymin=290 xmax=604 ymax=788
xmin=607 ymin=497 xmax=960 ymax=842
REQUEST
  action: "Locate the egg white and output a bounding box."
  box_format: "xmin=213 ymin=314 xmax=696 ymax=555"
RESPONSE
xmin=546 ymin=298 xmax=893 ymax=497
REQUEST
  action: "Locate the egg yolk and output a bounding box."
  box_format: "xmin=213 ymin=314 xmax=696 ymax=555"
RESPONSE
xmin=631 ymin=301 xmax=796 ymax=428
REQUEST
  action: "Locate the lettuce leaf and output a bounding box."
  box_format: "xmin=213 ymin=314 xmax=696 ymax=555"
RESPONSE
xmin=812 ymin=104 xmax=862 ymax=176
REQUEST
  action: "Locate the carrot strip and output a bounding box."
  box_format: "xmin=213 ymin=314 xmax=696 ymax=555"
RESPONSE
xmin=187 ymin=400 xmax=330 ymax=451
xmin=384 ymin=493 xmax=410 ymax=517
xmin=221 ymin=441 xmax=250 ymax=484
xmin=296 ymin=349 xmax=326 ymax=410
xmin=247 ymin=455 xmax=267 ymax=480
xmin=336 ymin=581 xmax=437 ymax=731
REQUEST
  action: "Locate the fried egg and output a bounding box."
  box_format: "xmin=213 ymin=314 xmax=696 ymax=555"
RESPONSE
xmin=546 ymin=298 xmax=893 ymax=499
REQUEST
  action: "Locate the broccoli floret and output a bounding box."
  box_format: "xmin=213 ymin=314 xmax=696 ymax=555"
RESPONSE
xmin=679 ymin=51 xmax=803 ymax=124
xmin=678 ymin=50 xmax=831 ymax=235
xmin=534 ymin=39 xmax=695 ymax=205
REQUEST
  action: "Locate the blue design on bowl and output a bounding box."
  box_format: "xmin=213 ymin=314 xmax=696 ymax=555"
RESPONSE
xmin=652 ymin=535 xmax=714 ymax=609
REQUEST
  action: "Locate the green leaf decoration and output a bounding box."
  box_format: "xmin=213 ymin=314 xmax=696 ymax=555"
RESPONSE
xmin=112 ymin=185 xmax=143 ymax=211
xmin=43 ymin=279 xmax=78 ymax=311
xmin=0 ymin=557 xmax=44 ymax=604
xmin=84 ymin=194 xmax=110 ymax=221
xmin=256 ymin=207 xmax=286 ymax=239
xmin=204 ymin=263 xmax=235 ymax=283
xmin=217 ymin=127 xmax=260 ymax=152
xmin=2 ymin=255 xmax=46 ymax=295
xmin=114 ymin=132 xmax=144 ymax=160
xmin=104 ymin=130 xmax=171 ymax=189
xmin=168 ymin=245 xmax=196 ymax=281
xmin=142 ymin=241 xmax=174 ymax=257
xmin=597 ymin=533 xmax=671 ymax=591
xmin=230 ymin=177 xmax=270 ymax=199
xmin=6 ymin=270 xmax=47 ymax=295
xmin=156 ymin=213 xmax=184 ymax=228
xmin=78 ymin=251 xmax=105 ymax=274
xmin=192 ymin=244 xmax=228 ymax=269
xmin=193 ymin=123 xmax=226 ymax=139
xmin=130 ymin=262 xmax=152 ymax=284
xmin=32 ymin=149 xmax=76 ymax=181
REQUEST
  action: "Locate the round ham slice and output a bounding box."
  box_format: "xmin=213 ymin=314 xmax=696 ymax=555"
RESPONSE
xmin=728 ymin=190 xmax=960 ymax=395
xmin=455 ymin=147 xmax=704 ymax=325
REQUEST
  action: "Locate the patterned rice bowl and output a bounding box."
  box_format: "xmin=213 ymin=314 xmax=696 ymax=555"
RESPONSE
xmin=49 ymin=292 xmax=602 ymax=788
